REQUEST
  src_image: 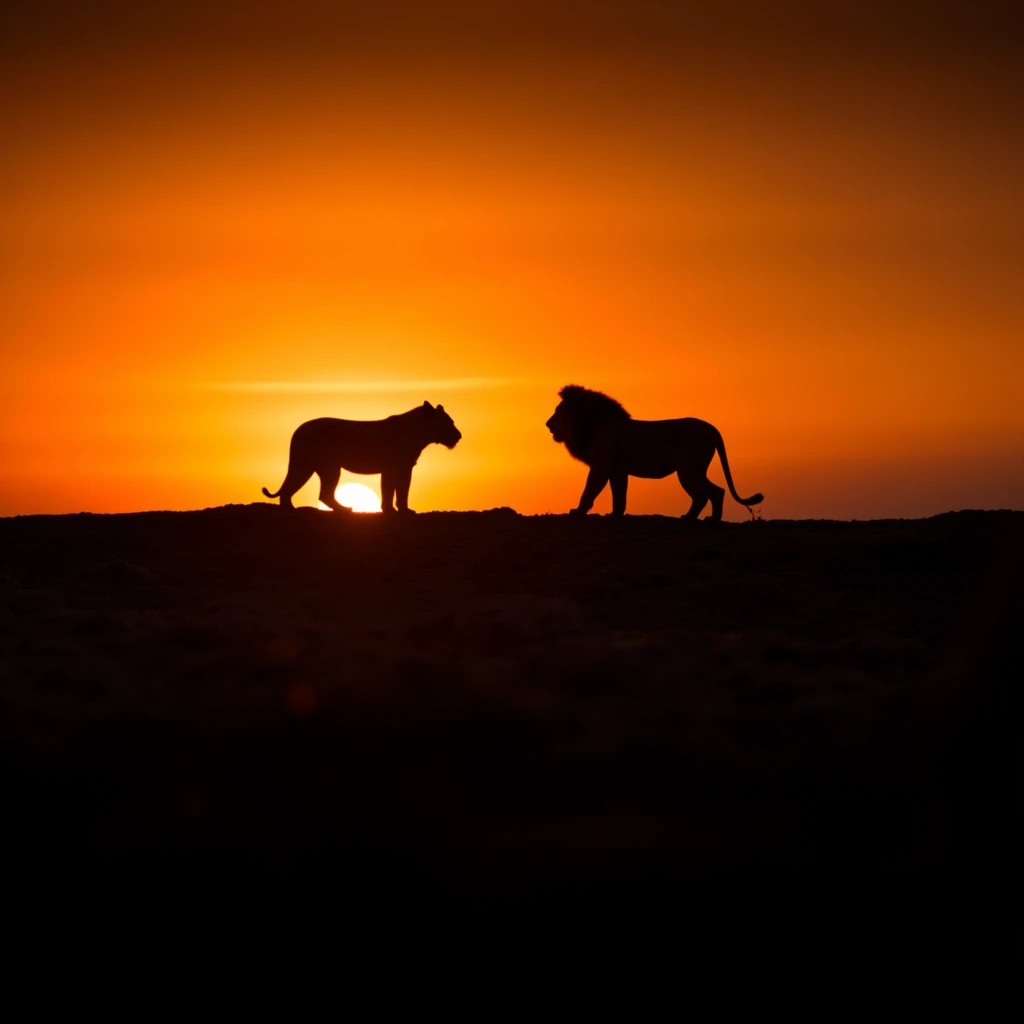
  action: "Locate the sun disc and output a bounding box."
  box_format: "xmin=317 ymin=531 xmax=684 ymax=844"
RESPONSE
xmin=335 ymin=482 xmax=381 ymax=513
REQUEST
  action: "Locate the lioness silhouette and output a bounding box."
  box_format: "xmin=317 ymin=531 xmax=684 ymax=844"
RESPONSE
xmin=262 ymin=401 xmax=462 ymax=513
xmin=546 ymin=385 xmax=763 ymax=519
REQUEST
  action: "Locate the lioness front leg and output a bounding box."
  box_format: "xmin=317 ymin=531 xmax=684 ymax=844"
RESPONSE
xmin=570 ymin=466 xmax=609 ymax=516
xmin=395 ymin=466 xmax=416 ymax=514
xmin=380 ymin=472 xmax=397 ymax=513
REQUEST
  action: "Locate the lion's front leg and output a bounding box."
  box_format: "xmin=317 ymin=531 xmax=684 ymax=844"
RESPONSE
xmin=609 ymin=472 xmax=628 ymax=516
xmin=570 ymin=466 xmax=609 ymax=516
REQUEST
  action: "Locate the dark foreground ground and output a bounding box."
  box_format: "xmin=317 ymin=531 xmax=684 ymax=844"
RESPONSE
xmin=0 ymin=506 xmax=1018 ymax=941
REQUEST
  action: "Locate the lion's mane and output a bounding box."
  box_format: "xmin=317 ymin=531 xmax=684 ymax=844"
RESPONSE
xmin=557 ymin=384 xmax=631 ymax=463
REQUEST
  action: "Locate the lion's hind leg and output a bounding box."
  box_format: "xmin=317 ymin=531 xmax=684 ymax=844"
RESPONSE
xmin=677 ymin=470 xmax=724 ymax=520
xmin=706 ymin=480 xmax=725 ymax=521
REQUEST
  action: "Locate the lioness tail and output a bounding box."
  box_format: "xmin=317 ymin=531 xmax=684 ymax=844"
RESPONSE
xmin=262 ymin=486 xmax=281 ymax=499
xmin=714 ymin=433 xmax=763 ymax=508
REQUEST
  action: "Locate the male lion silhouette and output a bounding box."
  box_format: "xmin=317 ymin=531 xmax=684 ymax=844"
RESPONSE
xmin=546 ymin=385 xmax=763 ymax=520
xmin=262 ymin=401 xmax=461 ymax=513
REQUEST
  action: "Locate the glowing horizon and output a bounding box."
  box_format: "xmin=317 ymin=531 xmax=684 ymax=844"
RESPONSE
xmin=204 ymin=377 xmax=526 ymax=394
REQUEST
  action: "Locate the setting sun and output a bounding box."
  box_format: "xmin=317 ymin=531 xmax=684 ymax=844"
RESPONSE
xmin=334 ymin=482 xmax=381 ymax=514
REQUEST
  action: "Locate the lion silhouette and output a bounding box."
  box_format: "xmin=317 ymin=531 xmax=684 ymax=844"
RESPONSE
xmin=546 ymin=385 xmax=763 ymax=520
xmin=262 ymin=401 xmax=462 ymax=513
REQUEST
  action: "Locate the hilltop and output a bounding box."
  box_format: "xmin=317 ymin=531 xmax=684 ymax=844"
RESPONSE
xmin=0 ymin=505 xmax=1017 ymax=931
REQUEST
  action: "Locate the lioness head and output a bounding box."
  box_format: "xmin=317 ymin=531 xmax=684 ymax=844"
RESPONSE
xmin=422 ymin=400 xmax=462 ymax=449
xmin=546 ymin=385 xmax=629 ymax=459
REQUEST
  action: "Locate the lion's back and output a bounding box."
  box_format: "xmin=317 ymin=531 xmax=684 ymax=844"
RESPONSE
xmin=606 ymin=417 xmax=717 ymax=477
xmin=622 ymin=417 xmax=714 ymax=453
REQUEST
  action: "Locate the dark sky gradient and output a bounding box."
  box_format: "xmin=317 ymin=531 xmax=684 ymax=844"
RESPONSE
xmin=2 ymin=3 xmax=1019 ymax=44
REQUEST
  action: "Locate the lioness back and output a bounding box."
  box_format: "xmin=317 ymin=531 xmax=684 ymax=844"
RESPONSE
xmin=291 ymin=417 xmax=413 ymax=475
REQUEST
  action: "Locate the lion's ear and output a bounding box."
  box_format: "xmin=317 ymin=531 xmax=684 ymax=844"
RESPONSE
xmin=422 ymin=400 xmax=434 ymax=412
xmin=437 ymin=404 xmax=444 ymax=412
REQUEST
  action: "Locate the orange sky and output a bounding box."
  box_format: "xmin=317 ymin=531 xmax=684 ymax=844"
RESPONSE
xmin=2 ymin=4 xmax=1021 ymax=519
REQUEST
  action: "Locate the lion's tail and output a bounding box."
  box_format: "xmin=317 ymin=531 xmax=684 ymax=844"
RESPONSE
xmin=714 ymin=432 xmax=763 ymax=508
xmin=262 ymin=486 xmax=281 ymax=499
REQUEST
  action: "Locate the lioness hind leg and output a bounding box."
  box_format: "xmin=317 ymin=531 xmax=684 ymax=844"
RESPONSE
xmin=278 ymin=466 xmax=314 ymax=509
xmin=317 ymin=466 xmax=344 ymax=512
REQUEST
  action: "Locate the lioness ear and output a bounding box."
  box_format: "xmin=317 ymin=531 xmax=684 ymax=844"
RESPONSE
xmin=437 ymin=404 xmax=444 ymax=412
xmin=422 ymin=400 xmax=434 ymax=411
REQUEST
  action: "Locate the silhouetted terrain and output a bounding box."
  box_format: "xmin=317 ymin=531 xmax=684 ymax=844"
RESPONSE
xmin=1 ymin=507 xmax=1017 ymax=937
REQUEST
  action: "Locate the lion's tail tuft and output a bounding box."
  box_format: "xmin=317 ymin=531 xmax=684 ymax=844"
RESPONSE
xmin=262 ymin=486 xmax=280 ymax=499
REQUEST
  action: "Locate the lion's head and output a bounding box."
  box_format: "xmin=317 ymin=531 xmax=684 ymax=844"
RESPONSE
xmin=546 ymin=385 xmax=630 ymax=462
xmin=421 ymin=400 xmax=462 ymax=449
